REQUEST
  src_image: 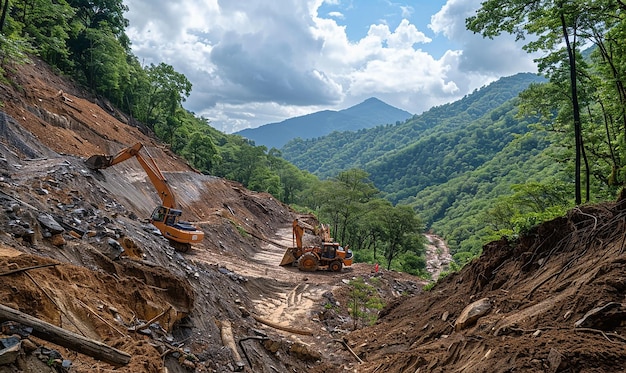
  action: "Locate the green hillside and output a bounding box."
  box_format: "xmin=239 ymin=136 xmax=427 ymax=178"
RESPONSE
xmin=281 ymin=73 xmax=546 ymax=188
xmin=282 ymin=73 xmax=546 ymax=195
xmin=236 ymin=97 xmax=412 ymax=149
xmin=280 ymin=73 xmax=565 ymax=257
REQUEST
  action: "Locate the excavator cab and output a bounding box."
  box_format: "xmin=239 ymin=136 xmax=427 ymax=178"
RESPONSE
xmin=149 ymin=205 xmax=203 ymax=252
xmin=151 ymin=206 xmax=180 ymax=225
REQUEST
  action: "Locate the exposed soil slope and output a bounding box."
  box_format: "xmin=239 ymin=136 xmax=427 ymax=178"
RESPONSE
xmin=2 ymin=55 xmax=623 ymax=373
xmin=347 ymin=203 xmax=626 ymax=372
xmin=0 ymin=56 xmax=426 ymax=373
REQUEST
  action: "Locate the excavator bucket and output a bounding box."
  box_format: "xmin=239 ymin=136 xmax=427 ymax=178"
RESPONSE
xmin=85 ymin=155 xmax=113 ymax=170
xmin=279 ymin=248 xmax=297 ymax=266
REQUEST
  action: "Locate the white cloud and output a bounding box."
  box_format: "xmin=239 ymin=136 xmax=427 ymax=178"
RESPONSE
xmin=328 ymin=11 xmax=344 ymax=19
xmin=124 ymin=0 xmax=537 ymax=133
xmin=430 ymin=0 xmax=538 ymax=77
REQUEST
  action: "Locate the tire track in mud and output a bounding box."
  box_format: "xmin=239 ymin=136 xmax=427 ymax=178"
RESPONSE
xmin=243 ymin=228 xmax=334 ymax=330
xmin=193 ymin=226 xmax=341 ymax=332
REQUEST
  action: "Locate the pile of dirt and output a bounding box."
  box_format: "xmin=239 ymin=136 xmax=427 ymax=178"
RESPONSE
xmin=346 ymin=202 xmax=626 ymax=372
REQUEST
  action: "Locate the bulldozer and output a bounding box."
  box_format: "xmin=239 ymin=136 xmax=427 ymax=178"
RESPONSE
xmin=280 ymin=219 xmax=353 ymax=272
xmin=85 ymin=143 xmax=204 ymax=252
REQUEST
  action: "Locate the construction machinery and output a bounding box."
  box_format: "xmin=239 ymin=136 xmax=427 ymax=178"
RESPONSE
xmin=280 ymin=219 xmax=353 ymax=272
xmin=85 ymin=143 xmax=204 ymax=252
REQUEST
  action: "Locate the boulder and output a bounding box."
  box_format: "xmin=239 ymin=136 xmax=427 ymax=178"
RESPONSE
xmin=37 ymin=213 xmax=64 ymax=234
xmin=455 ymin=298 xmax=492 ymax=331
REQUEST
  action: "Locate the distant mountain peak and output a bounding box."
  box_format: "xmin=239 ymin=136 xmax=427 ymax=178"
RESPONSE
xmin=235 ymin=98 xmax=412 ymax=149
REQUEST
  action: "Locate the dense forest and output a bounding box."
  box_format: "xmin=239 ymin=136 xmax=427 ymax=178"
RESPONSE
xmin=282 ymin=2 xmax=626 ymax=267
xmin=1 ymin=1 xmax=625 ymax=279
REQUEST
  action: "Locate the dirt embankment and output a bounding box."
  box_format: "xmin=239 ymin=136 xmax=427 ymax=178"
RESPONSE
xmin=0 ymin=56 xmax=429 ymax=373
xmin=347 ymin=203 xmax=626 ymax=372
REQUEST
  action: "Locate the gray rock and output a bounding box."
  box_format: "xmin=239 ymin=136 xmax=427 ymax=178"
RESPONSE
xmin=37 ymin=213 xmax=65 ymax=234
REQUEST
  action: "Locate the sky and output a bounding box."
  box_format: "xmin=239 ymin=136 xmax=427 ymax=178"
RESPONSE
xmin=123 ymin=0 xmax=538 ymax=134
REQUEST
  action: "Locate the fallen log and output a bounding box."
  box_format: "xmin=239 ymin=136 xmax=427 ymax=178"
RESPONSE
xmin=0 ymin=303 xmax=130 ymax=366
xmin=0 ymin=263 xmax=59 ymax=276
xmin=220 ymin=320 xmax=245 ymax=372
xmin=251 ymin=314 xmax=313 ymax=336
xmin=129 ymin=305 xmax=172 ymax=332
xmin=334 ymin=339 xmax=364 ymax=364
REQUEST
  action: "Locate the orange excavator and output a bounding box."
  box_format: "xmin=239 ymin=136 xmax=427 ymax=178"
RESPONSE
xmin=85 ymin=143 xmax=204 ymax=252
xmin=280 ymin=219 xmax=353 ymax=272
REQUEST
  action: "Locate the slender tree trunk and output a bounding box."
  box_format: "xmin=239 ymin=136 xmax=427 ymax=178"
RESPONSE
xmin=560 ymin=10 xmax=582 ymax=204
xmin=593 ymin=32 xmax=626 ymax=156
xmin=0 ymin=0 xmax=9 ymax=32
xmin=581 ymin=134 xmax=590 ymax=202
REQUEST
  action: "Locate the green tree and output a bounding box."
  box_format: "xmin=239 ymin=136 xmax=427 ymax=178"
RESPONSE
xmin=79 ymin=26 xmax=130 ymax=102
xmin=12 ymin=0 xmax=75 ymax=69
xmin=327 ymin=169 xmax=379 ymax=243
xmin=347 ymin=277 xmax=385 ymax=330
xmin=181 ymin=132 xmax=221 ymax=173
xmin=467 ymin=0 xmax=623 ymax=204
xmin=68 ymin=0 xmax=129 ymax=40
xmin=380 ymin=204 xmax=423 ymax=270
xmin=139 ymin=62 xmax=192 ymax=129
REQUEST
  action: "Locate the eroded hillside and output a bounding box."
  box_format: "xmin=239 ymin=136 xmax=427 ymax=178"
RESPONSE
xmin=0 ymin=57 xmax=426 ymax=372
xmin=2 ymin=55 xmax=625 ymax=373
xmin=347 ymin=203 xmax=626 ymax=372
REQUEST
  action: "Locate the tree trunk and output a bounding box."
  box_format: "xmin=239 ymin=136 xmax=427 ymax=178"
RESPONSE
xmin=0 ymin=0 xmax=9 ymax=32
xmin=0 ymin=303 xmax=131 ymax=366
xmin=560 ymin=10 xmax=582 ymax=204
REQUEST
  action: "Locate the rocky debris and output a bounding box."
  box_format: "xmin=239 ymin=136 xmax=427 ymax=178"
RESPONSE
xmin=36 ymin=214 xmax=64 ymax=235
xmin=0 ymin=321 xmax=71 ymax=372
xmin=454 ymin=297 xmax=491 ymax=331
xmin=0 ymin=336 xmax=21 ymax=365
xmin=424 ymin=233 xmax=452 ymax=281
xmin=0 ymin=144 xmax=339 ymax=372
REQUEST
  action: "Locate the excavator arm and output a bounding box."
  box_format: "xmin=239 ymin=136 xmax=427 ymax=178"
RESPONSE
xmin=85 ymin=143 xmax=204 ymax=252
xmin=85 ymin=143 xmax=175 ymax=208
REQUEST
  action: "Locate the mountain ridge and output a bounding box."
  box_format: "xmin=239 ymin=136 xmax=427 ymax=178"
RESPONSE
xmin=281 ymin=73 xmax=546 ymax=182
xmin=235 ymin=97 xmax=412 ymax=149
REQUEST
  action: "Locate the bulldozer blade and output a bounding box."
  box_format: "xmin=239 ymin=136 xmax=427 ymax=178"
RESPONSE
xmin=279 ymin=248 xmax=297 ymax=266
xmin=85 ymin=155 xmax=112 ymax=170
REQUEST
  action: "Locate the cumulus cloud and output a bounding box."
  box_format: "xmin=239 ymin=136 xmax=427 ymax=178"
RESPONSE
xmin=124 ymin=0 xmax=537 ymax=133
xmin=430 ymin=0 xmax=537 ymax=78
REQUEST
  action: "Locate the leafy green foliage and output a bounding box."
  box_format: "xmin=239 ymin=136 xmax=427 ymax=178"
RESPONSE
xmin=302 ymin=169 xmax=427 ymax=274
xmin=347 ymin=277 xmax=385 ymax=329
xmin=0 ymin=34 xmax=31 ymax=81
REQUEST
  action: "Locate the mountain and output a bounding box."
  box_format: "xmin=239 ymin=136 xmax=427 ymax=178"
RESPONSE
xmin=281 ymin=73 xmax=546 ymax=184
xmin=235 ymin=97 xmax=412 ymax=149
xmin=281 ymin=73 xmax=550 ymax=256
